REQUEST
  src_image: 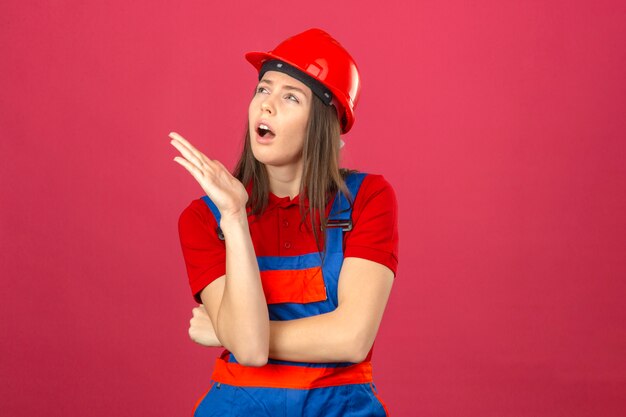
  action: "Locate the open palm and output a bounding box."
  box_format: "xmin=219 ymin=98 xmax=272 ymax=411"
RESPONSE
xmin=170 ymin=131 xmax=248 ymax=218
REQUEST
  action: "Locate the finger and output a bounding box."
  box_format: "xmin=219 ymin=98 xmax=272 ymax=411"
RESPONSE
xmin=168 ymin=133 xmax=223 ymax=174
xmin=170 ymin=134 xmax=225 ymax=176
xmin=173 ymin=156 xmax=204 ymax=180
xmin=193 ymin=307 xmax=207 ymax=317
xmin=174 ymin=157 xmax=223 ymax=200
xmin=170 ymin=139 xmax=211 ymax=172
xmin=169 ymin=132 xmax=212 ymax=167
xmin=169 ymin=131 xmax=196 ymax=150
xmin=173 ymin=156 xmax=213 ymax=183
xmin=170 ymin=139 xmax=223 ymax=178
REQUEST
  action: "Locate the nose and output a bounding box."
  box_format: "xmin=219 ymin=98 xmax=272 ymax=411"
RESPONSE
xmin=260 ymin=94 xmax=276 ymax=114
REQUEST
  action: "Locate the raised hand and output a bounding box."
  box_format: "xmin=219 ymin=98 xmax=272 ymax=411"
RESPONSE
xmin=170 ymin=131 xmax=248 ymax=218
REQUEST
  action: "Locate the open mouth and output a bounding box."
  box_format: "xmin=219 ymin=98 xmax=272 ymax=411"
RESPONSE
xmin=256 ymin=124 xmax=275 ymax=138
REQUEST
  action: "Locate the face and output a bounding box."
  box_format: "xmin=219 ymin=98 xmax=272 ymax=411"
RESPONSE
xmin=248 ymin=70 xmax=312 ymax=168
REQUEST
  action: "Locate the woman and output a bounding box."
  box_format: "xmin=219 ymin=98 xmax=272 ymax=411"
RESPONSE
xmin=173 ymin=28 xmax=398 ymax=416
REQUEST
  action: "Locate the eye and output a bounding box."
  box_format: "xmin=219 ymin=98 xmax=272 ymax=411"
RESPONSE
xmin=256 ymin=86 xmax=269 ymax=94
xmin=286 ymin=94 xmax=300 ymax=103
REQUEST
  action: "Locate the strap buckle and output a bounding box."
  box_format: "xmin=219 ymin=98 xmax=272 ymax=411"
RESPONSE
xmin=326 ymin=219 xmax=353 ymax=231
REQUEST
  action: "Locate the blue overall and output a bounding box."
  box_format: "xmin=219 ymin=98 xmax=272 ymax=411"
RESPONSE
xmin=193 ymin=172 xmax=389 ymax=417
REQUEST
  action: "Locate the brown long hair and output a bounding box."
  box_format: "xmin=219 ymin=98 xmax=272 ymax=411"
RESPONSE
xmin=233 ymin=94 xmax=356 ymax=254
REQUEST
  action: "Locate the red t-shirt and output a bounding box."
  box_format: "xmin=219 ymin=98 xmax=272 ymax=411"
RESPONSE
xmin=178 ymin=173 xmax=398 ymax=303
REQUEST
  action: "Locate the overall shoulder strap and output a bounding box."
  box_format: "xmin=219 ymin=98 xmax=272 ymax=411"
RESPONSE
xmin=328 ymin=172 xmax=368 ymax=231
xmin=200 ymin=196 xmax=225 ymax=240
xmin=202 ymin=172 xmax=367 ymax=239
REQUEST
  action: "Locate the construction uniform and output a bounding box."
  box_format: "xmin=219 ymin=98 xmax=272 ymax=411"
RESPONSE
xmin=178 ymin=172 xmax=398 ymax=416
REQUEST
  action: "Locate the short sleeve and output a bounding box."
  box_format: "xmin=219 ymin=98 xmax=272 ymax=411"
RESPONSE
xmin=178 ymin=199 xmax=226 ymax=302
xmin=343 ymin=174 xmax=399 ymax=276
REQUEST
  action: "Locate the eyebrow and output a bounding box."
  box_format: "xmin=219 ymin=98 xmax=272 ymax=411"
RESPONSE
xmin=258 ymin=79 xmax=308 ymax=97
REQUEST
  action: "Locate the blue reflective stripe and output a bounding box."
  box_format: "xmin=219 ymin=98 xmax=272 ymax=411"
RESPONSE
xmin=257 ymin=253 xmax=322 ymax=271
xmin=268 ymin=298 xmax=332 ymax=320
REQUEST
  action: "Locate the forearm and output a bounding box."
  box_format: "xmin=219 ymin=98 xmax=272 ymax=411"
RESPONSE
xmin=217 ymin=213 xmax=269 ymax=366
xmin=268 ymin=307 xmax=365 ymax=363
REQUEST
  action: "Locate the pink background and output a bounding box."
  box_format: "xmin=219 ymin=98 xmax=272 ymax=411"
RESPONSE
xmin=1 ymin=1 xmax=625 ymax=416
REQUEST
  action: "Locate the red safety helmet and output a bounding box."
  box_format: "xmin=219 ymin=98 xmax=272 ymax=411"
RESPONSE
xmin=245 ymin=28 xmax=361 ymax=134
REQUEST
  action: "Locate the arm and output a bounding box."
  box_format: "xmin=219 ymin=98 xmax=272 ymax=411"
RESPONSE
xmin=268 ymin=257 xmax=393 ymax=363
xmin=190 ymin=257 xmax=393 ymax=363
xmin=267 ymin=175 xmax=399 ymax=362
xmin=187 ymin=174 xmax=398 ymax=363
xmin=172 ymin=132 xmax=268 ymax=366
xmin=199 ymin=213 xmax=269 ymax=367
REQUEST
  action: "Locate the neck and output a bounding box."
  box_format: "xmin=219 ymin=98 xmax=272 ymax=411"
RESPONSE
xmin=265 ymin=160 xmax=303 ymax=199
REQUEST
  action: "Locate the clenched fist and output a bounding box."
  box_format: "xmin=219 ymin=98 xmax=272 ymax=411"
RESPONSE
xmin=189 ymin=304 xmax=222 ymax=347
